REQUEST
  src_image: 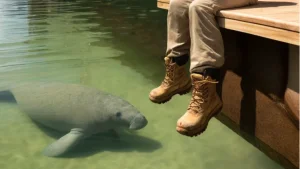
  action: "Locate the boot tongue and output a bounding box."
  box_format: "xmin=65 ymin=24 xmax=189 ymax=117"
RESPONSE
xmin=191 ymin=73 xmax=204 ymax=82
xmin=164 ymin=57 xmax=172 ymax=64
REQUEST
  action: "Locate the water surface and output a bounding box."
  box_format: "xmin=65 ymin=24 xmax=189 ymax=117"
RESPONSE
xmin=0 ymin=0 xmax=283 ymax=169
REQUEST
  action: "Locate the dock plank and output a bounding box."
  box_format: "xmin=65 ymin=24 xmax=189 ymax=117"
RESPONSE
xmin=218 ymin=0 xmax=299 ymax=32
xmin=157 ymin=0 xmax=299 ymax=45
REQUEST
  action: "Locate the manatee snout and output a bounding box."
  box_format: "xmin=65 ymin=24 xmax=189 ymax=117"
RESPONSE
xmin=129 ymin=113 xmax=148 ymax=130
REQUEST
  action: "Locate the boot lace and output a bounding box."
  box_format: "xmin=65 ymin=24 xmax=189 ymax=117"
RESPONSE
xmin=161 ymin=63 xmax=175 ymax=87
xmin=188 ymin=79 xmax=218 ymax=111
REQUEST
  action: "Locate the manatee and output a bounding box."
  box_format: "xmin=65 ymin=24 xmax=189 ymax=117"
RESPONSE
xmin=1 ymin=82 xmax=148 ymax=157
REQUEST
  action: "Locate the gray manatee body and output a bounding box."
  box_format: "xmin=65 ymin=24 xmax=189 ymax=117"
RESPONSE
xmin=6 ymin=82 xmax=148 ymax=157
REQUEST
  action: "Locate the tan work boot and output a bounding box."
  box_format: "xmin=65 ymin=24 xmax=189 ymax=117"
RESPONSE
xmin=149 ymin=57 xmax=192 ymax=104
xmin=176 ymin=73 xmax=223 ymax=137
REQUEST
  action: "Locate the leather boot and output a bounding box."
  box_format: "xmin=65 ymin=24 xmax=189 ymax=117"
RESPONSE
xmin=176 ymin=73 xmax=223 ymax=137
xmin=149 ymin=57 xmax=192 ymax=104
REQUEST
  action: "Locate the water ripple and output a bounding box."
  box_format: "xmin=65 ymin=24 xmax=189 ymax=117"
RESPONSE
xmin=0 ymin=0 xmax=167 ymax=84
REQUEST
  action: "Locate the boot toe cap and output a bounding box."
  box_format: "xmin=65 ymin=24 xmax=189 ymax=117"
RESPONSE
xmin=149 ymin=87 xmax=164 ymax=99
xmin=176 ymin=115 xmax=195 ymax=130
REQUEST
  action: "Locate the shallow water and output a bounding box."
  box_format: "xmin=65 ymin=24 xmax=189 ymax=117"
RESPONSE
xmin=0 ymin=0 xmax=284 ymax=168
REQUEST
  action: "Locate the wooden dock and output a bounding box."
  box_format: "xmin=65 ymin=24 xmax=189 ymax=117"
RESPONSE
xmin=157 ymin=0 xmax=299 ymax=45
xmin=156 ymin=0 xmax=299 ymax=169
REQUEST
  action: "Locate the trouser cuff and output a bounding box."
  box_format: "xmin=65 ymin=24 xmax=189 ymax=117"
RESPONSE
xmin=191 ymin=66 xmax=221 ymax=81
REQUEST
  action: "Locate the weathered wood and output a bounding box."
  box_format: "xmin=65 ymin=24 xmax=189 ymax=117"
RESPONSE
xmin=157 ymin=0 xmax=299 ymax=45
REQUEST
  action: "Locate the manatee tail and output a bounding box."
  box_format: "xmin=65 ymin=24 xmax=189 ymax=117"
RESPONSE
xmin=0 ymin=82 xmax=48 ymax=103
xmin=0 ymin=90 xmax=16 ymax=102
xmin=0 ymin=83 xmax=23 ymax=103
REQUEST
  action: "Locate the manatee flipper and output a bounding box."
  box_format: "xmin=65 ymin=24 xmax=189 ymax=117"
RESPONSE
xmin=43 ymin=128 xmax=86 ymax=157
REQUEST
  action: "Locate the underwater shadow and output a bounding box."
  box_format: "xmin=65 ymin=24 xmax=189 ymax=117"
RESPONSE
xmin=31 ymin=121 xmax=162 ymax=158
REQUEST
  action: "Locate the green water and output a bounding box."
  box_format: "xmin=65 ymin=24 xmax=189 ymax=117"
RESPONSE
xmin=0 ymin=0 xmax=284 ymax=168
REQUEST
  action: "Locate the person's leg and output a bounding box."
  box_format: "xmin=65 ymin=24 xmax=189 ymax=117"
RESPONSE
xmin=176 ymin=0 xmax=258 ymax=137
xmin=165 ymin=0 xmax=192 ymax=58
xmin=149 ymin=0 xmax=193 ymax=104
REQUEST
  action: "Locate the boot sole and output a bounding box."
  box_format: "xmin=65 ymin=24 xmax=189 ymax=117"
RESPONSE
xmin=176 ymin=103 xmax=223 ymax=137
xmin=149 ymin=82 xmax=192 ymax=104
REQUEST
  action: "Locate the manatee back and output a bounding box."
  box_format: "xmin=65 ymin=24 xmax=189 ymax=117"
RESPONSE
xmin=10 ymin=82 xmax=111 ymax=131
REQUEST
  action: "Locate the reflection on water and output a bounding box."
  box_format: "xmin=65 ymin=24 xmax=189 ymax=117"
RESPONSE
xmin=0 ymin=0 xmax=283 ymax=169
